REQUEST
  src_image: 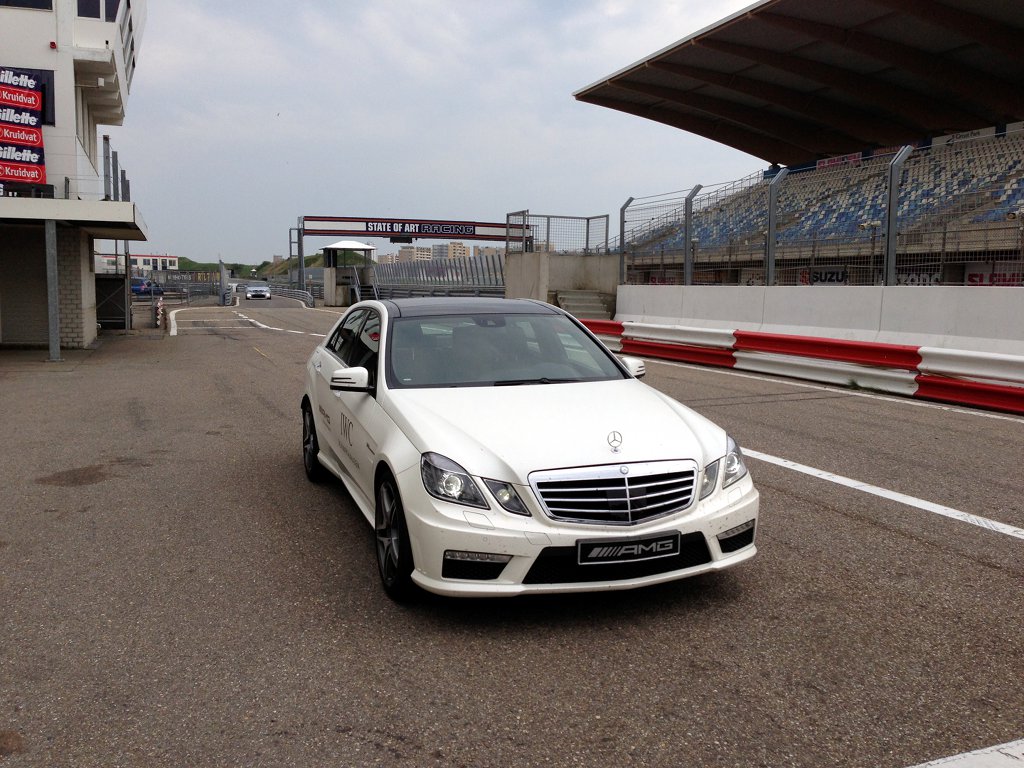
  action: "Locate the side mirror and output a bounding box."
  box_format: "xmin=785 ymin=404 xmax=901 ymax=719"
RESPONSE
xmin=330 ymin=367 xmax=371 ymax=392
xmin=619 ymin=356 xmax=646 ymax=379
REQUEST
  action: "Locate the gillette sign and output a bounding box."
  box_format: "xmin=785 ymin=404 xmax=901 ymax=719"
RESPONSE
xmin=0 ymin=66 xmax=46 ymax=184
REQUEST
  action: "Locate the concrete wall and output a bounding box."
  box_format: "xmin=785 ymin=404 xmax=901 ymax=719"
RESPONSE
xmin=505 ymin=252 xmax=620 ymax=302
xmin=615 ymin=285 xmax=1024 ymax=355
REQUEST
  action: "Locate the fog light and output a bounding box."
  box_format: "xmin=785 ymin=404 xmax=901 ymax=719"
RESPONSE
xmin=442 ymin=550 xmax=512 ymax=581
xmin=444 ymin=550 xmax=512 ymax=563
xmin=717 ymin=519 xmax=755 ymax=553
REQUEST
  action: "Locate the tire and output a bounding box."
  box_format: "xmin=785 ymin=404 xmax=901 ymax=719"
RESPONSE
xmin=375 ymin=474 xmax=417 ymax=602
xmin=301 ymin=404 xmax=328 ymax=483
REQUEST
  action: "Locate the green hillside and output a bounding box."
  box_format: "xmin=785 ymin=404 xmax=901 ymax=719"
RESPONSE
xmin=177 ymin=255 xmax=324 ymax=278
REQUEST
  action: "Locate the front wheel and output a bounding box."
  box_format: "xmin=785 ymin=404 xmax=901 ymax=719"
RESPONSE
xmin=301 ymin=404 xmax=328 ymax=482
xmin=375 ymin=475 xmax=417 ymax=602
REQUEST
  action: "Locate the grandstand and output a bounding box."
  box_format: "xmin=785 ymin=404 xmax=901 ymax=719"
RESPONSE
xmin=622 ymin=129 xmax=1024 ymax=286
xmin=575 ymin=0 xmax=1024 ymax=287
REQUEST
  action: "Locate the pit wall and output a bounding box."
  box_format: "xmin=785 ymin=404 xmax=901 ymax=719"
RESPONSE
xmin=505 ymin=252 xmax=619 ymax=306
xmin=584 ymin=285 xmax=1024 ymax=415
xmin=615 ymin=285 xmax=1024 ymax=356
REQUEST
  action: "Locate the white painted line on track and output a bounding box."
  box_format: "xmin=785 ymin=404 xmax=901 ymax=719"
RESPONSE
xmin=744 ymin=449 xmax=1024 ymax=541
xmin=905 ymin=737 xmax=1024 ymax=767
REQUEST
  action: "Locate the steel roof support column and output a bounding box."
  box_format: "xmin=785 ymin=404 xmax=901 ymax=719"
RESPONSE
xmin=619 ymin=198 xmax=633 ymax=283
xmin=766 ymin=169 xmax=788 ymax=286
xmin=885 ymin=145 xmax=914 ymax=285
xmin=683 ymin=185 xmax=702 ymax=286
xmin=45 ymin=220 xmax=62 ymax=362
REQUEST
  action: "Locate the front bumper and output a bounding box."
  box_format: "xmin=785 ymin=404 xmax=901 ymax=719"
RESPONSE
xmin=396 ymin=464 xmax=759 ymax=597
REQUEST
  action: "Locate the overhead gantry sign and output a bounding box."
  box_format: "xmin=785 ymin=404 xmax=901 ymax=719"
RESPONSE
xmin=300 ymin=216 xmax=523 ymax=243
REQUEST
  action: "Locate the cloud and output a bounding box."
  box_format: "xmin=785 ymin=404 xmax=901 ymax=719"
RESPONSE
xmin=107 ymin=0 xmax=759 ymax=262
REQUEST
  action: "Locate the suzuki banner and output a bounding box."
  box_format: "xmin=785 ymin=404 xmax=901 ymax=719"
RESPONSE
xmin=0 ymin=66 xmax=47 ymax=185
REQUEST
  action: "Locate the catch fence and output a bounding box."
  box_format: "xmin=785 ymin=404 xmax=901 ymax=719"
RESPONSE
xmin=622 ymin=129 xmax=1024 ymax=287
xmin=374 ymin=252 xmax=506 ymax=298
xmin=505 ymin=211 xmax=609 ymax=254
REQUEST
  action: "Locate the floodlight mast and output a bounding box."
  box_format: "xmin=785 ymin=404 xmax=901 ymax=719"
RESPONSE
xmin=297 ymin=216 xmax=305 ymax=291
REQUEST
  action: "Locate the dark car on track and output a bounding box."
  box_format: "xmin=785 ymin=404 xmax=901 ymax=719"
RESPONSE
xmin=131 ymin=278 xmax=163 ymax=296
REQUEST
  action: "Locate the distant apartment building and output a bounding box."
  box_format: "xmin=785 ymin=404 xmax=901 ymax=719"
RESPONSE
xmin=398 ymin=246 xmax=432 ymax=262
xmin=431 ymin=241 xmax=470 ymax=260
xmin=0 ymin=0 xmax=147 ymax=353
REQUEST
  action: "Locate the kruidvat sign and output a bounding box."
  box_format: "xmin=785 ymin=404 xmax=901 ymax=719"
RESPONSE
xmin=0 ymin=66 xmax=47 ymax=185
xmin=302 ymin=216 xmax=524 ymax=241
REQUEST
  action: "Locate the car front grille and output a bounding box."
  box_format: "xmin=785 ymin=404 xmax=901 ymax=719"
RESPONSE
xmin=530 ymin=460 xmax=698 ymax=525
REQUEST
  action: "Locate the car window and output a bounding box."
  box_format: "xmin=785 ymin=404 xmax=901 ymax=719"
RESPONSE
xmin=327 ymin=309 xmax=367 ymax=360
xmin=386 ymin=313 xmax=625 ymax=388
xmin=351 ymin=311 xmax=380 ymax=387
xmin=327 ymin=309 xmax=380 ymax=385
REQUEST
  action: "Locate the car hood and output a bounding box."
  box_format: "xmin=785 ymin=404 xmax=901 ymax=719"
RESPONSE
xmin=383 ymin=378 xmax=726 ymax=482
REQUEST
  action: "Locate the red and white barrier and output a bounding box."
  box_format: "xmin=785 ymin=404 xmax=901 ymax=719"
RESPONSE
xmin=581 ymin=319 xmax=1024 ymax=415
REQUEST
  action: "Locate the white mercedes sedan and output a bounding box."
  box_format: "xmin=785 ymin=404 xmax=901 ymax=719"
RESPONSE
xmin=245 ymin=282 xmax=271 ymax=300
xmin=301 ymin=298 xmax=758 ymax=600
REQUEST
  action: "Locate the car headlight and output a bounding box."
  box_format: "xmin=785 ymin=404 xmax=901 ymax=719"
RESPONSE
xmin=420 ymin=452 xmax=488 ymax=508
xmin=483 ymin=479 xmax=531 ymax=516
xmin=699 ymin=436 xmax=748 ymax=500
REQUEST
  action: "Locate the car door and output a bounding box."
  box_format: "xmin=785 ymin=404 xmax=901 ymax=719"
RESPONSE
xmin=312 ymin=308 xmax=367 ymax=467
xmin=331 ymin=309 xmax=388 ymax=505
xmin=315 ymin=308 xmax=387 ymax=506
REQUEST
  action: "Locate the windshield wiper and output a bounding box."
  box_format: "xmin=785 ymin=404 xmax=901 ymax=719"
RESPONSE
xmin=493 ymin=377 xmax=575 ymax=386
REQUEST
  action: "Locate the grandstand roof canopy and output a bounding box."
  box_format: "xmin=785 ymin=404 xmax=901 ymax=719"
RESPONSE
xmin=574 ymin=0 xmax=1024 ymax=167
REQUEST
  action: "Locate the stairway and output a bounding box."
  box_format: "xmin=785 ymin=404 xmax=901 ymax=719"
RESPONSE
xmin=556 ymin=290 xmax=613 ymax=320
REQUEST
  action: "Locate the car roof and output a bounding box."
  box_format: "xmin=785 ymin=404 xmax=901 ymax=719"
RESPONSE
xmin=381 ymin=297 xmax=561 ymax=318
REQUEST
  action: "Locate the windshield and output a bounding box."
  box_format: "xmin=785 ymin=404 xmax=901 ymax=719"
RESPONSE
xmin=386 ymin=313 xmax=626 ymax=388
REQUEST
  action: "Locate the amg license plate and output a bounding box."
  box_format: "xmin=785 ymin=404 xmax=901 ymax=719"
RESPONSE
xmin=577 ymin=532 xmax=681 ymax=565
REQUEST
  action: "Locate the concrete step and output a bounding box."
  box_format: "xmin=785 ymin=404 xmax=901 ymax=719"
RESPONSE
xmin=557 ymin=290 xmax=612 ymax=320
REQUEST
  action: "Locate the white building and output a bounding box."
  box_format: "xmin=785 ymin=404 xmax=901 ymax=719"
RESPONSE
xmin=473 ymin=245 xmax=506 ymax=258
xmin=0 ymin=0 xmax=147 ymax=355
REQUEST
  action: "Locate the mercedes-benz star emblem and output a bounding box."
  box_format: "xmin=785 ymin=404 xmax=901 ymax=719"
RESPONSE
xmin=607 ymin=431 xmax=623 ymax=453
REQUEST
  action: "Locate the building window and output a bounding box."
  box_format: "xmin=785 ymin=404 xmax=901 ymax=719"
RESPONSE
xmin=77 ymin=0 xmax=100 ymax=17
xmin=0 ymin=1 xmax=53 ymax=8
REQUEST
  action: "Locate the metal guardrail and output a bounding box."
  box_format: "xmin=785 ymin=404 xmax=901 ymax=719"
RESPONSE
xmin=374 ymin=284 xmax=506 ymax=299
xmin=270 ymin=287 xmax=314 ymax=307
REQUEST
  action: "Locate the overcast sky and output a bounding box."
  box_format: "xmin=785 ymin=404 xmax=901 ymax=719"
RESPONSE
xmin=108 ymin=0 xmax=762 ymax=264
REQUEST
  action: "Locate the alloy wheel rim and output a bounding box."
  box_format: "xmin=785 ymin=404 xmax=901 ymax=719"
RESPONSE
xmin=303 ymin=410 xmax=315 ymax=469
xmin=376 ymin=483 xmax=399 ymax=583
